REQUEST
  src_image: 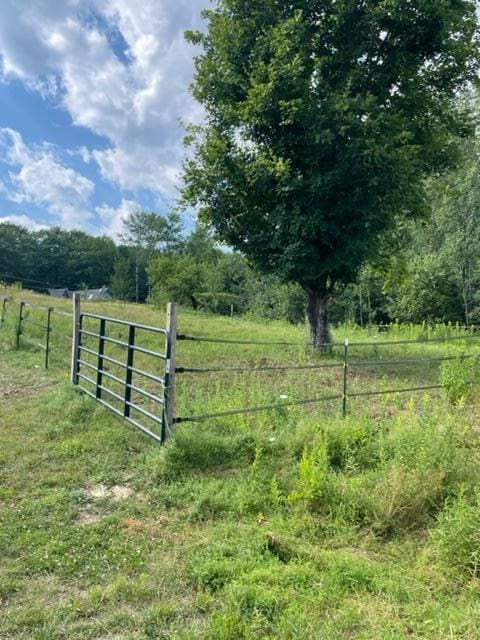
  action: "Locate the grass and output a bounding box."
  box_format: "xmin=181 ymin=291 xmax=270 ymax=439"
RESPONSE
xmin=2 ymin=288 xmax=480 ymax=638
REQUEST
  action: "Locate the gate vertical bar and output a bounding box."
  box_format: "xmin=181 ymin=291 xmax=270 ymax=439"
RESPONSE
xmin=342 ymin=338 xmax=349 ymax=417
xmin=162 ymin=302 xmax=178 ymax=443
xmin=124 ymin=325 xmax=135 ymax=417
xmin=16 ymin=301 xmax=25 ymax=348
xmin=71 ymin=293 xmax=81 ymax=384
xmin=0 ymin=297 xmax=7 ymax=327
xmin=96 ymin=318 xmax=106 ymax=398
xmin=45 ymin=306 xmax=52 ymax=369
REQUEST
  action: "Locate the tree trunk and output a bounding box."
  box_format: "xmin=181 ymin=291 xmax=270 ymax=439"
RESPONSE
xmin=306 ymin=290 xmax=331 ymax=350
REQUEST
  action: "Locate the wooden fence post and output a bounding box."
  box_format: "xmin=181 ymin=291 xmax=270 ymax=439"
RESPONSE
xmin=16 ymin=301 xmax=25 ymax=349
xmin=162 ymin=302 xmax=178 ymax=443
xmin=71 ymin=293 xmax=81 ymax=384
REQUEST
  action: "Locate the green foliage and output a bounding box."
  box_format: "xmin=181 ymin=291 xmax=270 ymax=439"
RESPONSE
xmin=288 ymin=408 xmax=474 ymax=535
xmin=121 ymin=210 xmax=182 ymax=253
xmin=109 ymin=256 xmax=135 ymax=301
xmin=430 ymin=491 xmax=480 ymax=576
xmin=157 ymin=430 xmax=256 ymax=479
xmin=246 ymin=276 xmax=306 ymax=324
xmin=440 ymin=356 xmax=478 ymax=403
xmin=184 ymin=0 xmax=480 ymax=341
xmin=149 ymin=253 xmax=209 ymax=309
xmin=289 ymin=435 xmax=329 ymax=506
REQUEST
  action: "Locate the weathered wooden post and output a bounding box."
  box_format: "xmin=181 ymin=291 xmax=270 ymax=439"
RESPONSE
xmin=71 ymin=293 xmax=81 ymax=384
xmin=162 ymin=302 xmax=178 ymax=443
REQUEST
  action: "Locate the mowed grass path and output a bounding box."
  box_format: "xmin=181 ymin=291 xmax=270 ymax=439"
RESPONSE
xmin=2 ymin=294 xmax=480 ymax=638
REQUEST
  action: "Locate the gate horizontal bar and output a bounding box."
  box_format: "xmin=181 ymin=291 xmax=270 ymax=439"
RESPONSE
xmin=79 ymin=346 xmax=126 ymax=369
xmin=78 ymin=386 xmax=163 ymax=443
xmin=128 ymin=383 xmax=164 ymax=405
xmin=125 ymin=401 xmax=162 ymax=424
xmin=130 ymin=366 xmax=165 ymax=385
xmin=78 ymin=346 xmax=165 ymax=385
xmin=132 ymin=344 xmax=166 ymax=359
xmin=81 ymin=312 xmax=167 ymax=335
xmin=97 ymin=384 xmax=124 ymax=403
xmin=77 ymin=371 xmax=97 ymax=386
xmin=79 ymin=329 xmax=166 ymax=358
xmin=78 ymin=359 xmax=163 ymax=401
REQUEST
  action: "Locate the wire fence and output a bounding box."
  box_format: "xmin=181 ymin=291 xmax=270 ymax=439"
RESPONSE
xmin=0 ymin=295 xmax=73 ymax=369
xmin=172 ymin=330 xmax=480 ymax=424
xmin=2 ymin=293 xmax=479 ymax=442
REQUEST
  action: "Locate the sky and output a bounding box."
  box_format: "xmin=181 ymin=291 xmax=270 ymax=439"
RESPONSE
xmin=0 ymin=0 xmax=210 ymax=238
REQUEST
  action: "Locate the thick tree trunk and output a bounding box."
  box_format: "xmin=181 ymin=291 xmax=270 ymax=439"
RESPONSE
xmin=306 ymin=290 xmax=331 ymax=350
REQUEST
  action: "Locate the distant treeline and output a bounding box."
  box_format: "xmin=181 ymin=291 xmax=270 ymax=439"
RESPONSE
xmin=2 ymin=135 xmax=480 ymax=326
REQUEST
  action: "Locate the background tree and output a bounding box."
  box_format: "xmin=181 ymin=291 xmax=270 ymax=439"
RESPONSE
xmin=121 ymin=210 xmax=183 ymax=302
xmin=149 ymin=254 xmax=208 ymax=309
xmin=0 ymin=222 xmax=35 ymax=284
xmin=183 ymin=0 xmax=479 ymax=347
xmin=110 ymin=256 xmax=135 ymax=302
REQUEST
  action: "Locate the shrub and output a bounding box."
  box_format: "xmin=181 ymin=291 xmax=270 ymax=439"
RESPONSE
xmin=439 ymin=355 xmax=478 ymax=404
xmin=366 ymin=466 xmax=446 ymax=535
xmin=430 ymin=491 xmax=480 ymax=576
xmin=289 ymin=434 xmax=329 ymax=508
xmin=289 ymin=408 xmax=474 ymax=535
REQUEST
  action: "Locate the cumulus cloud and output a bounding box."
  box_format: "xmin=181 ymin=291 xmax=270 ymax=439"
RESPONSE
xmin=95 ymin=197 xmax=141 ymax=239
xmin=0 ymin=213 xmax=48 ymax=231
xmin=0 ymin=128 xmax=95 ymax=227
xmin=0 ymin=0 xmax=208 ymax=197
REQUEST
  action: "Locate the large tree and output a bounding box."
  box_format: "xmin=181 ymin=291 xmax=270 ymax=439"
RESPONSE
xmin=183 ymin=0 xmax=479 ymax=347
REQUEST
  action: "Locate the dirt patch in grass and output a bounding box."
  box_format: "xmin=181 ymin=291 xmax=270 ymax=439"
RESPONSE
xmin=76 ymin=507 xmax=105 ymax=525
xmin=76 ymin=484 xmax=136 ymax=525
xmin=85 ymin=484 xmax=134 ymax=501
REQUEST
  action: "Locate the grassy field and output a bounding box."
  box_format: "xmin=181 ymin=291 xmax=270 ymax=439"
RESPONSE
xmin=2 ymin=288 xmax=480 ymax=639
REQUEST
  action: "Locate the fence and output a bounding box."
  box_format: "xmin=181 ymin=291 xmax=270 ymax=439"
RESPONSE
xmin=2 ymin=292 xmax=480 ymax=444
xmin=173 ymin=332 xmax=479 ymax=422
xmin=1 ymin=295 xmax=73 ymax=368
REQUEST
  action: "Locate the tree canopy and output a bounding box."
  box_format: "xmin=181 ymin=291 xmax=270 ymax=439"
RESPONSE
xmin=183 ymin=0 xmax=480 ymax=346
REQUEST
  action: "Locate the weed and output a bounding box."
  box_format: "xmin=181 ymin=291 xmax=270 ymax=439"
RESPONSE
xmin=440 ymin=355 xmax=478 ymax=404
xmin=430 ymin=490 xmax=480 ymax=577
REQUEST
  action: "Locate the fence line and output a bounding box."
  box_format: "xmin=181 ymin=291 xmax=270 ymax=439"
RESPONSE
xmin=1 ymin=296 xmax=67 ymax=370
xmin=179 ymin=331 xmax=480 ymax=348
xmin=177 ymin=362 xmax=344 ymax=374
xmin=175 ymin=393 xmax=343 ymax=424
xmin=2 ymin=293 xmax=478 ymax=443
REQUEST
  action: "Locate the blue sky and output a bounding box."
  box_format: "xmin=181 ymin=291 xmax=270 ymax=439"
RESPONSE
xmin=0 ymin=0 xmax=209 ymax=237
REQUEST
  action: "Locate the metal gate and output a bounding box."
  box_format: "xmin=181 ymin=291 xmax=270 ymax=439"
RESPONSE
xmin=71 ymin=296 xmax=177 ymax=443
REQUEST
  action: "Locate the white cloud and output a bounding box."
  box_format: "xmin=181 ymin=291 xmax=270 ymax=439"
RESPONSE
xmin=0 ymin=0 xmax=208 ymax=197
xmin=0 ymin=128 xmax=95 ymax=227
xmin=0 ymin=213 xmax=48 ymax=231
xmin=95 ymin=197 xmax=140 ymax=239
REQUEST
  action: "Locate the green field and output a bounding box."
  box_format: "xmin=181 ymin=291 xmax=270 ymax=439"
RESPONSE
xmin=2 ymin=289 xmax=480 ymax=639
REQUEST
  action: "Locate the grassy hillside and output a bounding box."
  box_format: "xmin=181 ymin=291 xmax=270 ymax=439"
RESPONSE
xmin=2 ymin=289 xmax=480 ymax=639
